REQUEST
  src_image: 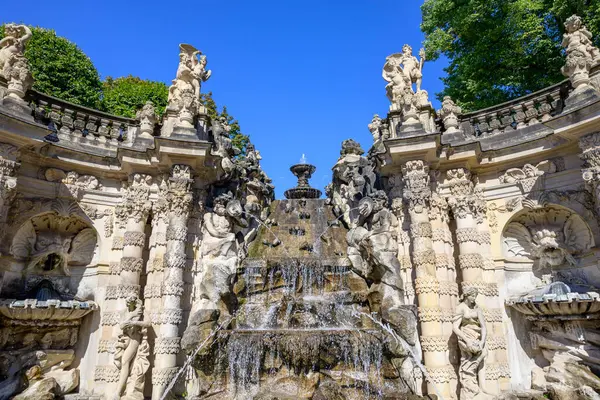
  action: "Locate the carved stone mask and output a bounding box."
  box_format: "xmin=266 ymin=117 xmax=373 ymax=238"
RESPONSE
xmin=10 ymin=212 xmax=97 ymax=275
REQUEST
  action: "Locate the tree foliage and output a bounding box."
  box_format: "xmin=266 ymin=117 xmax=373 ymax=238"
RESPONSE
xmin=101 ymin=76 xmax=169 ymax=118
xmin=421 ymin=0 xmax=600 ymax=111
xmin=0 ymin=25 xmax=102 ymax=108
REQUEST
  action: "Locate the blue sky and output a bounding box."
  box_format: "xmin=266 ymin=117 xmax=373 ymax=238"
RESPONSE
xmin=3 ymin=0 xmax=447 ymax=198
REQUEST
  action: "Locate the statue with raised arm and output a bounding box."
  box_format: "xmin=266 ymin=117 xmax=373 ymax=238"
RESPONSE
xmin=191 ymin=51 xmax=211 ymax=102
xmin=0 ymin=24 xmax=32 ymax=73
xmin=113 ymin=296 xmax=150 ymax=400
xmin=453 ymin=288 xmax=489 ymax=400
xmin=0 ymin=24 xmax=33 ymax=99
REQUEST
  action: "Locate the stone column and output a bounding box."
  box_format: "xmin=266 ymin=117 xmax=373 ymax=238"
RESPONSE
xmin=476 ymin=192 xmax=510 ymax=393
xmin=152 ymin=165 xmax=193 ymax=399
xmin=447 ymin=169 xmax=506 ymax=395
xmin=430 ymin=191 xmax=459 ymax=395
xmin=402 ymin=161 xmax=451 ymax=397
xmin=115 ymin=174 xmax=153 ymax=303
xmin=0 ymin=144 xmax=19 ymax=239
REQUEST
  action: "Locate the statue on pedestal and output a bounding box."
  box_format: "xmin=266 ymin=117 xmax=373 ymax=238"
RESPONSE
xmin=167 ymin=44 xmax=211 ymax=129
xmin=0 ymin=24 xmax=33 ymax=100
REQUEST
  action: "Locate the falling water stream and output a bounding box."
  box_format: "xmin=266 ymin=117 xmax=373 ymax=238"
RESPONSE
xmin=160 ymin=316 xmax=235 ymax=400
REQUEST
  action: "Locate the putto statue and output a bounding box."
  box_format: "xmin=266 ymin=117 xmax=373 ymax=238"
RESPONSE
xmin=113 ymin=296 xmax=150 ymax=400
xmin=0 ymin=24 xmax=33 ymax=100
xmin=453 ymin=288 xmax=489 ymax=400
xmin=167 ymin=44 xmax=211 ymax=129
xmin=135 ymin=101 xmax=157 ymax=139
xmin=561 ymin=15 xmax=600 ymax=94
xmin=197 ymin=193 xmax=248 ymax=317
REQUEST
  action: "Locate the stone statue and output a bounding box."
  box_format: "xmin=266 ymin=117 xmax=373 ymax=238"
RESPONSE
xmin=368 ymin=114 xmax=383 ymax=142
xmin=113 ymin=296 xmax=150 ymax=400
xmin=330 ymin=139 xmax=377 ymax=228
xmin=561 ymin=15 xmax=600 ymax=93
xmin=0 ymin=24 xmax=33 ymax=99
xmin=191 ymin=52 xmax=211 ymax=102
xmin=0 ymin=24 xmax=31 ymax=74
xmin=167 ymin=44 xmax=210 ymax=128
xmin=383 ymin=44 xmax=426 ymax=102
xmin=453 ymin=287 xmax=488 ymax=400
xmin=135 ymin=101 xmax=157 ymax=138
xmin=198 ymin=193 xmax=248 ymax=316
xmin=211 ymin=116 xmax=239 ymax=176
xmin=346 ymin=190 xmax=404 ymax=313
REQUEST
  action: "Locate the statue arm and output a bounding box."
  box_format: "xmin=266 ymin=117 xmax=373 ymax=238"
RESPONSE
xmin=477 ymin=307 xmax=487 ymax=346
xmin=20 ymin=25 xmax=32 ymax=42
xmin=452 ymin=306 xmax=467 ymax=341
xmin=203 ymin=214 xmax=228 ymax=238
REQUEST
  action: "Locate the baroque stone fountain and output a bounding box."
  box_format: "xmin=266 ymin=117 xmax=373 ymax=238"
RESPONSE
xmin=180 ymin=143 xmax=420 ymax=399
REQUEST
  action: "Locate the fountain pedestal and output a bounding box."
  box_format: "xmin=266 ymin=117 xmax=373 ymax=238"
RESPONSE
xmin=284 ymin=163 xmax=322 ymax=199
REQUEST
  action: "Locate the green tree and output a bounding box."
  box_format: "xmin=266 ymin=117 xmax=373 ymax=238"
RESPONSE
xmin=201 ymin=92 xmax=250 ymax=154
xmin=0 ymin=25 xmax=102 ymax=108
xmin=421 ymin=0 xmax=600 ymax=111
xmin=101 ymin=76 xmax=169 ymax=118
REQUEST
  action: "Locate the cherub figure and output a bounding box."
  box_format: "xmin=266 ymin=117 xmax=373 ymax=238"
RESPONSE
xmin=562 ymin=15 xmax=600 ymax=66
xmin=191 ymin=51 xmax=211 ymax=102
xmin=0 ymin=24 xmax=32 ymax=73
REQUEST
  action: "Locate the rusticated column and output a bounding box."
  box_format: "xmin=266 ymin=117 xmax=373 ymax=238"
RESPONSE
xmin=0 ymin=144 xmax=19 ymax=238
xmin=475 ymin=189 xmax=510 ymax=393
xmin=96 ymin=173 xmax=153 ymax=392
xmin=447 ymin=168 xmax=505 ymax=395
xmin=114 ymin=174 xmax=153 ymax=302
xmin=152 ymin=165 xmax=193 ymax=399
xmin=429 ymin=191 xmax=458 ymax=394
xmin=402 ymin=161 xmax=451 ymax=398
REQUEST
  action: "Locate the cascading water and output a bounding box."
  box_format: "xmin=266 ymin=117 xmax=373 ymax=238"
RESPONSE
xmin=175 ymin=161 xmax=421 ymax=399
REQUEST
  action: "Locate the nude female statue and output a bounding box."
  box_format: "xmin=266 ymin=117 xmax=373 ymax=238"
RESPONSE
xmin=453 ymin=287 xmax=489 ymax=400
xmin=113 ymin=295 xmax=150 ymax=400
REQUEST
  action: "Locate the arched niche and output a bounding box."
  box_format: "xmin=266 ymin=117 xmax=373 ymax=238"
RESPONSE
xmin=3 ymin=198 xmax=98 ymax=300
xmin=502 ymin=203 xmax=597 ymax=296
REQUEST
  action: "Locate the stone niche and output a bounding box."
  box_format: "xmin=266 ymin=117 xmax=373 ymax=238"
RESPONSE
xmin=503 ymin=203 xmax=600 ymax=395
xmin=0 ymin=208 xmax=98 ymax=399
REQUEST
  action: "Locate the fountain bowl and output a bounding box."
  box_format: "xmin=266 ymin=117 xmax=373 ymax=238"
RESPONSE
xmin=0 ymin=299 xmax=98 ymax=322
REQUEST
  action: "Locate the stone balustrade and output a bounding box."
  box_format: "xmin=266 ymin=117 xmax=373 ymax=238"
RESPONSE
xmin=25 ymin=90 xmax=137 ymax=152
xmin=457 ymin=80 xmax=568 ymax=138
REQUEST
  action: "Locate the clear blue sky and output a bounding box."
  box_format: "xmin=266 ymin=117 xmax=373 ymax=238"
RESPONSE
xmin=3 ymin=0 xmax=447 ymax=199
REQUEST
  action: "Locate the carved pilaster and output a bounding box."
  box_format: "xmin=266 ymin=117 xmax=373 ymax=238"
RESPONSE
xmin=402 ymin=161 xmax=451 ymax=396
xmin=580 ymin=132 xmax=600 ymax=217
xmin=0 ymin=144 xmax=19 ymax=236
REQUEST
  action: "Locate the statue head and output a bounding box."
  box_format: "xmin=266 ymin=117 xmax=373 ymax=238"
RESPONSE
xmin=402 ymin=44 xmax=413 ymax=55
xmin=460 ymin=287 xmax=478 ymax=305
xmin=213 ymin=193 xmax=232 ymax=216
xmin=372 ymin=190 xmax=388 ymax=210
xmin=565 ymin=14 xmax=584 ymax=33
